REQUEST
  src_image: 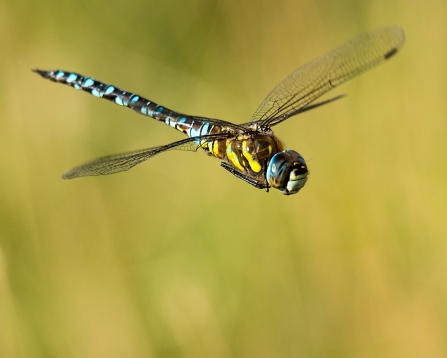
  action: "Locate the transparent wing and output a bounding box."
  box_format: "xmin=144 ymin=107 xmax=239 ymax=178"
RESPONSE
xmin=62 ymin=134 xmax=228 ymax=179
xmin=253 ymin=26 xmax=405 ymax=128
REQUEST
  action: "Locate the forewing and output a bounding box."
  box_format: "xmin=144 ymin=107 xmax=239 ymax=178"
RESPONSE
xmin=62 ymin=134 xmax=227 ymax=179
xmin=252 ymin=26 xmax=405 ymax=127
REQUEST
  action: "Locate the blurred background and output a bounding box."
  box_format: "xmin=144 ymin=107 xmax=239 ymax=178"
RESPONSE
xmin=1 ymin=0 xmax=446 ymax=357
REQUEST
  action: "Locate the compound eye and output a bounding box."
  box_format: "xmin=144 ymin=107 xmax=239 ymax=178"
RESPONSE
xmin=291 ymin=162 xmax=308 ymax=177
xmin=267 ymin=150 xmax=308 ymax=195
xmin=285 ymin=150 xmax=307 ymax=176
xmin=285 ymin=150 xmax=306 ymax=164
xmin=266 ymin=152 xmax=293 ymax=189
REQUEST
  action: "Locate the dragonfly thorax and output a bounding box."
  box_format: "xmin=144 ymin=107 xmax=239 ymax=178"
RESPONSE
xmin=223 ymin=133 xmax=282 ymax=174
xmin=221 ymin=132 xmax=308 ymax=195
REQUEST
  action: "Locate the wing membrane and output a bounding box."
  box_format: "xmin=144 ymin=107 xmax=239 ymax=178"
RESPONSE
xmin=253 ymin=26 xmax=405 ymax=127
xmin=62 ymin=134 xmax=228 ymax=179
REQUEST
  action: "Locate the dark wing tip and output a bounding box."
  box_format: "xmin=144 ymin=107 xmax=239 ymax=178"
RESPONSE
xmin=61 ymin=172 xmax=73 ymax=180
xmin=384 ymin=47 xmax=398 ymax=60
xmin=61 ymin=168 xmax=81 ymax=179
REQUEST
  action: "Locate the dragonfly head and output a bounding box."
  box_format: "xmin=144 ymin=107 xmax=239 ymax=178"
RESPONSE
xmin=266 ymin=150 xmax=308 ymax=195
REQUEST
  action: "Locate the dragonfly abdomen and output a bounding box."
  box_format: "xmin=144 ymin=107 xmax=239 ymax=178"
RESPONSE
xmin=34 ymin=69 xmax=222 ymax=139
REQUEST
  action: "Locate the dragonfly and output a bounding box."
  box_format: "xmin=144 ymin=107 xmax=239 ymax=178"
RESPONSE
xmin=34 ymin=25 xmax=405 ymax=195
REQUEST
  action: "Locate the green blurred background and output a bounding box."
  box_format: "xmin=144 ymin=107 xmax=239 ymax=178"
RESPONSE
xmin=1 ymin=0 xmax=447 ymax=357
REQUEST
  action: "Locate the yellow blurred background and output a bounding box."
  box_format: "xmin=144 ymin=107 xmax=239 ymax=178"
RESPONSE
xmin=1 ymin=0 xmax=447 ymax=357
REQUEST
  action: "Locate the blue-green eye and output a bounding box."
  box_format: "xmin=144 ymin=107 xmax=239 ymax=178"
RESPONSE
xmin=267 ymin=150 xmax=308 ymax=195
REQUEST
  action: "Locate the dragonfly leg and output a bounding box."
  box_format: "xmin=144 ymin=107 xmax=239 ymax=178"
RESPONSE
xmin=262 ymin=159 xmax=270 ymax=192
xmin=220 ymin=162 xmax=268 ymax=190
